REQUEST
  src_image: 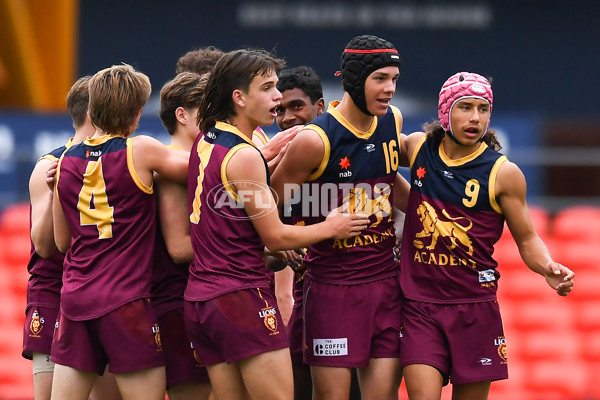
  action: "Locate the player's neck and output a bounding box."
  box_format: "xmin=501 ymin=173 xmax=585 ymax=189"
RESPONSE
xmin=73 ymin=122 xmax=96 ymax=145
xmin=337 ymin=94 xmax=374 ymax=132
xmin=226 ymin=116 xmax=255 ymax=141
xmin=171 ymin=130 xmax=195 ymax=152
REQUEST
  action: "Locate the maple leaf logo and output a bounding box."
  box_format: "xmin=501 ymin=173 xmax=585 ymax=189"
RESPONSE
xmin=339 ymin=157 xmax=351 ymax=170
xmin=416 ymin=166 xmax=426 ymax=179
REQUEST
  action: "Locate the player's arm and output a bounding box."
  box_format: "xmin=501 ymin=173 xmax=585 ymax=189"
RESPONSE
xmin=52 ymin=162 xmax=72 ymax=254
xmin=274 ymin=267 xmax=295 ymax=328
xmin=29 ymin=158 xmax=57 ymax=257
xmin=392 ymin=172 xmax=410 ymax=213
xmin=399 ymin=131 xmax=426 ymax=168
xmin=157 ymin=175 xmax=193 ymax=264
xmin=132 ymin=135 xmax=189 ymax=187
xmin=226 ymin=147 xmax=369 ymax=252
xmin=270 ymin=128 xmax=324 ymax=207
xmin=496 ymin=160 xmax=574 ymax=296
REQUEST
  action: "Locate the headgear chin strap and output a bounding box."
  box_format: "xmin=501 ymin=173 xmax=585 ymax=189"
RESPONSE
xmin=340 ymin=35 xmax=401 ymax=116
xmin=438 ymin=72 xmax=493 ymax=143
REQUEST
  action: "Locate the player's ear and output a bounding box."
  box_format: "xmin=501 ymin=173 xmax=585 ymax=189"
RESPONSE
xmin=232 ymin=89 xmax=245 ymax=108
xmin=316 ymin=98 xmax=325 ymax=115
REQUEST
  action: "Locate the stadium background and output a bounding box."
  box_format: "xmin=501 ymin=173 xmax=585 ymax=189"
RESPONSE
xmin=0 ymin=0 xmax=598 ymax=398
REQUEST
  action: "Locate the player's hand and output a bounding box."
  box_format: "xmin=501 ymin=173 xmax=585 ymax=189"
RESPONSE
xmin=285 ymin=248 xmax=305 ymax=271
xmin=262 ymin=125 xmax=302 ymax=162
xmin=544 ymin=262 xmax=575 ymax=296
xmin=46 ymin=159 xmax=59 ymax=191
xmin=326 ymin=205 xmax=369 ymax=240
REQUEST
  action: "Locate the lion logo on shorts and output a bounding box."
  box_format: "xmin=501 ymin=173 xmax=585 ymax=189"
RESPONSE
xmin=413 ymin=201 xmax=474 ymax=255
xmin=342 ymin=185 xmax=392 ymax=228
xmin=264 ymin=313 xmax=278 ymax=333
xmin=29 ymin=309 xmax=43 ymax=337
xmin=152 ymin=324 xmax=162 ymax=351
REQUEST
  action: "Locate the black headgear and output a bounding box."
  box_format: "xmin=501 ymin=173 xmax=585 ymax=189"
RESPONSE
xmin=340 ymin=35 xmax=401 ymax=116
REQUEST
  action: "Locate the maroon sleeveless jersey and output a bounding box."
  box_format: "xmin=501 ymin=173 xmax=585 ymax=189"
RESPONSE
xmin=400 ymin=136 xmax=507 ymax=303
xmin=300 ymin=103 xmax=403 ymax=284
xmin=56 ymin=135 xmax=155 ymax=320
xmin=186 ymin=122 xmax=270 ymax=301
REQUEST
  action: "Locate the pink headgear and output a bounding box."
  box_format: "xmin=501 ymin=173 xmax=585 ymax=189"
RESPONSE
xmin=438 ymin=72 xmax=493 ymax=134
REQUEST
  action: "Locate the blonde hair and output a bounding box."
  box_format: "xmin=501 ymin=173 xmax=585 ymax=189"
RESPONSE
xmin=89 ymin=64 xmax=151 ymax=137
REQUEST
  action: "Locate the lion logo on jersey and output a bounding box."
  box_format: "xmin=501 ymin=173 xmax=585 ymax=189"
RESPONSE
xmin=413 ymin=201 xmax=474 ymax=255
xmin=343 ymin=185 xmax=392 ymax=228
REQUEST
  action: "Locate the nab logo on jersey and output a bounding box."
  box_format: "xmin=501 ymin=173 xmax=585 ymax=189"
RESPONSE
xmin=85 ymin=150 xmax=102 ymax=158
xmin=339 ymin=156 xmax=352 ymax=178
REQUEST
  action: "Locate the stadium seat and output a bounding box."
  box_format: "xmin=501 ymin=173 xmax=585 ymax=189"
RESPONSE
xmin=518 ymin=329 xmax=580 ymax=362
xmin=580 ymin=332 xmax=600 ymax=363
xmin=1 ymin=235 xmax=32 ymax=266
xmin=496 ymin=268 xmax=550 ymax=302
xmin=551 ymin=205 xmax=600 ymax=244
xmin=573 ymin=300 xmax=600 ymax=332
xmin=0 ymin=203 xmax=30 ymax=237
xmin=567 ymin=269 xmax=600 ymax=302
xmin=510 ymin=297 xmax=573 ymax=332
xmin=523 ymin=360 xmax=589 ymax=400
xmin=498 ymin=205 xmax=550 ymax=243
xmin=551 ymin=241 xmax=599 ymax=273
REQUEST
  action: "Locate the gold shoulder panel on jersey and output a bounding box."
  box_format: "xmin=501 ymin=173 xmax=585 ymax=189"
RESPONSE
xmin=305 ymin=124 xmax=331 ymax=181
xmin=328 ymin=102 xmax=377 ymax=140
xmin=215 ymin=121 xmax=257 ymax=147
xmin=489 ymin=155 xmax=508 ymax=214
xmin=409 ymin=135 xmax=427 ymax=170
xmin=126 ymin=137 xmax=153 ymax=194
xmin=253 ymin=127 xmax=270 ymax=145
xmin=167 ymin=144 xmax=184 ymax=151
xmin=220 ymin=143 xmax=255 ymax=203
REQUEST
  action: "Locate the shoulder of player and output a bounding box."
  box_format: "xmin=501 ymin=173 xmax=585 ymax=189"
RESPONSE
xmin=401 ymin=131 xmax=426 ymax=160
xmin=496 ymin=159 xmax=525 ymax=196
xmin=29 ymin=157 xmax=52 ymax=192
xmin=294 ymin=127 xmax=325 ymax=151
xmin=131 ymin=134 xmax=169 ymax=156
xmin=226 ymin=145 xmax=266 ymax=180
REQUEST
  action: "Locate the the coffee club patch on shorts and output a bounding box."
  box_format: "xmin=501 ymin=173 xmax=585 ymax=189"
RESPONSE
xmin=313 ymin=338 xmax=349 ymax=356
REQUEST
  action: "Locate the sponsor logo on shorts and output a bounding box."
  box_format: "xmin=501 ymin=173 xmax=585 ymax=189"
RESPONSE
xmin=313 ymin=338 xmax=348 ymax=356
xmin=29 ymin=309 xmax=44 ymax=338
xmin=495 ymin=336 xmax=508 ymax=364
xmin=260 ymin=307 xmax=279 ymax=335
xmin=479 ymin=357 xmax=492 ymax=366
xmin=152 ymin=324 xmax=162 ymax=351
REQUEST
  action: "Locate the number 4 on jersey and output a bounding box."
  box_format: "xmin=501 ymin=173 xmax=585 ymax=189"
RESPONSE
xmin=77 ymin=159 xmax=114 ymax=238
